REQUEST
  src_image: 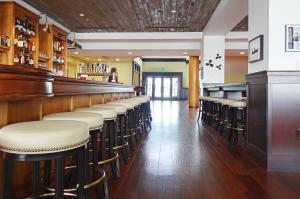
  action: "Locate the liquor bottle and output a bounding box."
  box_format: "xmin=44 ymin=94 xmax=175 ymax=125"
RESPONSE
xmin=14 ymin=54 xmax=19 ymax=63
xmin=6 ymin=36 xmax=10 ymax=47
xmin=20 ymin=52 xmax=25 ymax=65
xmin=29 ymin=53 xmax=34 ymax=66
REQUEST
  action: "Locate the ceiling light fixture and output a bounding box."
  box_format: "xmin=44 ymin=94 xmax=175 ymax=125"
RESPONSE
xmin=116 ymin=58 xmax=120 ymax=61
xmin=86 ymin=57 xmax=89 ymax=60
xmin=42 ymin=14 xmax=51 ymax=33
xmin=171 ymin=10 xmax=177 ymax=14
xmin=183 ymin=51 xmax=188 ymax=55
xmin=98 ymin=58 xmax=102 ymax=61
xmin=74 ymin=51 xmax=79 ymax=55
xmin=128 ymin=52 xmax=133 ymax=55
xmin=71 ymin=32 xmax=77 ymax=47
xmin=97 ymin=29 xmax=102 ymax=32
xmin=79 ymin=13 xmax=85 ymax=17
xmin=170 ymin=28 xmax=175 ymax=31
xmin=240 ymin=52 xmax=245 ymax=55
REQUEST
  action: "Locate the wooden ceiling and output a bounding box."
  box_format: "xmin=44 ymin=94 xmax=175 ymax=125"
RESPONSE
xmin=24 ymin=0 xmax=221 ymax=32
xmin=232 ymin=16 xmax=248 ymax=31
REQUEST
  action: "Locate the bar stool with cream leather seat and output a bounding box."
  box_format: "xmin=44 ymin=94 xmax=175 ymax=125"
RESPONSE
xmin=73 ymin=107 xmax=120 ymax=179
xmin=135 ymin=95 xmax=152 ymax=133
xmin=113 ymin=99 xmax=143 ymax=142
xmin=107 ymin=101 xmax=137 ymax=150
xmin=0 ymin=120 xmax=89 ymax=199
xmin=43 ymin=112 xmax=108 ymax=198
xmin=226 ymin=100 xmax=247 ymax=147
xmin=92 ymin=104 xmax=129 ymax=165
xmin=217 ymin=98 xmax=234 ymax=134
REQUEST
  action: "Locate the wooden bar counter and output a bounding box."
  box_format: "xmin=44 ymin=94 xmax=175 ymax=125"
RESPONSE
xmin=0 ymin=64 xmax=135 ymax=198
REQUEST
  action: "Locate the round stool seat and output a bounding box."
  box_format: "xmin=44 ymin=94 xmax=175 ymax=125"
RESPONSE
xmin=137 ymin=95 xmax=150 ymax=102
xmin=199 ymin=96 xmax=208 ymax=101
xmin=206 ymin=97 xmax=219 ymax=102
xmin=229 ymin=100 xmax=246 ymax=108
xmin=108 ymin=101 xmax=135 ymax=110
xmin=92 ymin=104 xmax=127 ymax=115
xmin=115 ymin=100 xmax=140 ymax=107
xmin=74 ymin=107 xmax=117 ymax=121
xmin=0 ymin=121 xmax=89 ymax=154
xmin=43 ymin=112 xmax=104 ymax=130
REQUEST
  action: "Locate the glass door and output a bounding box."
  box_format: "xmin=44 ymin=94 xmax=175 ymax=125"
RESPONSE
xmin=144 ymin=73 xmax=182 ymax=100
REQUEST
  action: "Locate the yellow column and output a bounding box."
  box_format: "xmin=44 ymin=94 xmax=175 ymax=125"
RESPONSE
xmin=189 ymin=56 xmax=199 ymax=108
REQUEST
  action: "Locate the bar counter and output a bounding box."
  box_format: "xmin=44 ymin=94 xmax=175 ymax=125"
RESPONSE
xmin=202 ymin=83 xmax=246 ymax=100
xmin=0 ymin=64 xmax=135 ymax=196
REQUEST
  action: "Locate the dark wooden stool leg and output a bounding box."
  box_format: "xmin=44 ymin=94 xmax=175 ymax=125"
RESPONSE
xmin=55 ymin=157 xmax=64 ymax=199
xmin=109 ymin=120 xmax=120 ymax=179
xmin=77 ymin=146 xmax=86 ymax=199
xmin=3 ymin=157 xmax=13 ymax=199
xmin=120 ymin=115 xmax=129 ymax=165
xmin=33 ymin=161 xmax=41 ymax=199
xmin=44 ymin=160 xmax=51 ymax=188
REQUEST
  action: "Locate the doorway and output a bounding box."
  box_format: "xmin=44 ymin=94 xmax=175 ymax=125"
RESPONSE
xmin=143 ymin=72 xmax=182 ymax=100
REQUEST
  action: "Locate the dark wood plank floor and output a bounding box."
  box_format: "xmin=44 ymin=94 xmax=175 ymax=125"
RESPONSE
xmin=103 ymin=101 xmax=300 ymax=199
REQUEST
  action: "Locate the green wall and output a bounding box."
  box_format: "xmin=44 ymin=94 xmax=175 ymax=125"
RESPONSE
xmin=142 ymin=61 xmax=189 ymax=88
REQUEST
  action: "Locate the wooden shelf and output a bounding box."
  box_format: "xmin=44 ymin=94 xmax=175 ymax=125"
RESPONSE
xmin=77 ymin=73 xmax=110 ymax=77
xmin=38 ymin=57 xmax=50 ymax=62
xmin=0 ymin=45 xmax=10 ymax=52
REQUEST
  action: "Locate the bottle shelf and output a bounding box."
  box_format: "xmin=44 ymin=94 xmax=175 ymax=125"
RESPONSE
xmin=77 ymin=72 xmax=110 ymax=77
xmin=0 ymin=45 xmax=10 ymax=52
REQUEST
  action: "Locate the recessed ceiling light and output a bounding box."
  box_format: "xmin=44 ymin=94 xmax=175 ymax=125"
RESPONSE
xmin=171 ymin=10 xmax=177 ymax=14
xmin=240 ymin=52 xmax=245 ymax=55
xmin=116 ymin=58 xmax=120 ymax=61
xmin=86 ymin=57 xmax=89 ymax=60
xmin=170 ymin=28 xmax=175 ymax=31
xmin=74 ymin=51 xmax=79 ymax=55
xmin=183 ymin=51 xmax=188 ymax=55
xmin=98 ymin=58 xmax=102 ymax=61
xmin=79 ymin=13 xmax=85 ymax=17
xmin=128 ymin=52 xmax=133 ymax=55
xmin=97 ymin=29 xmax=102 ymax=32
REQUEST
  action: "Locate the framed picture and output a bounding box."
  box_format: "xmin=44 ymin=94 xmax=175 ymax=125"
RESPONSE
xmin=248 ymin=35 xmax=264 ymax=63
xmin=285 ymin=25 xmax=300 ymax=52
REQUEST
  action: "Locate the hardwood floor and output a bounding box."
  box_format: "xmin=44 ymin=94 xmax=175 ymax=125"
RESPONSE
xmin=103 ymin=100 xmax=300 ymax=199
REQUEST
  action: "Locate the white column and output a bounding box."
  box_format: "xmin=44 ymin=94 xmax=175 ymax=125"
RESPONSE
xmin=249 ymin=0 xmax=300 ymax=73
xmin=201 ymin=36 xmax=225 ymax=84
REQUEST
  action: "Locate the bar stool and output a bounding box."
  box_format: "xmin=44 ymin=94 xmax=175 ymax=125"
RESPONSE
xmin=114 ymin=99 xmax=143 ymax=141
xmin=92 ymin=104 xmax=129 ymax=164
xmin=73 ymin=107 xmax=120 ymax=179
xmin=136 ymin=96 xmax=152 ymax=133
xmin=107 ymin=101 xmax=137 ymax=150
xmin=226 ymin=100 xmax=247 ymax=147
xmin=0 ymin=120 xmax=89 ymax=199
xmin=217 ymin=99 xmax=233 ymax=134
xmin=43 ymin=112 xmax=108 ymax=198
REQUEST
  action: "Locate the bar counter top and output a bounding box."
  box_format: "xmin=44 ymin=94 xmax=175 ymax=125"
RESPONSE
xmin=202 ymin=83 xmax=246 ymax=91
xmin=0 ymin=64 xmax=134 ymax=101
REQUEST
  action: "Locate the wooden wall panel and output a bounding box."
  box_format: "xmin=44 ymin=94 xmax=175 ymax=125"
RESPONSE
xmin=42 ymin=96 xmax=72 ymax=116
xmin=103 ymin=93 xmax=113 ymax=103
xmin=91 ymin=94 xmax=104 ymax=105
xmin=0 ymin=102 xmax=8 ymax=128
xmin=72 ymin=95 xmax=91 ymax=109
xmin=7 ymin=100 xmax=42 ymax=124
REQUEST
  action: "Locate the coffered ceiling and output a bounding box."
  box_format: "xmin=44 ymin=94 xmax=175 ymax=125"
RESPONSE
xmin=24 ymin=0 xmax=223 ymax=32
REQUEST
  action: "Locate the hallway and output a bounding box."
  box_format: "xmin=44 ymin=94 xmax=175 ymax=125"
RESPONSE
xmin=110 ymin=101 xmax=300 ymax=199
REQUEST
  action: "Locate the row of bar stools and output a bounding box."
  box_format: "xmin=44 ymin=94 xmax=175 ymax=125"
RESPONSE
xmin=73 ymin=107 xmax=121 ymax=180
xmin=0 ymin=120 xmax=89 ymax=199
xmin=0 ymin=95 xmax=152 ymax=199
xmin=42 ymin=112 xmax=108 ymax=198
xmin=198 ymin=96 xmax=247 ymax=147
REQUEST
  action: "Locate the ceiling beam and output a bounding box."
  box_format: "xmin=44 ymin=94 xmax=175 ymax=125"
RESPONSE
xmin=203 ymin=0 xmax=248 ymax=35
